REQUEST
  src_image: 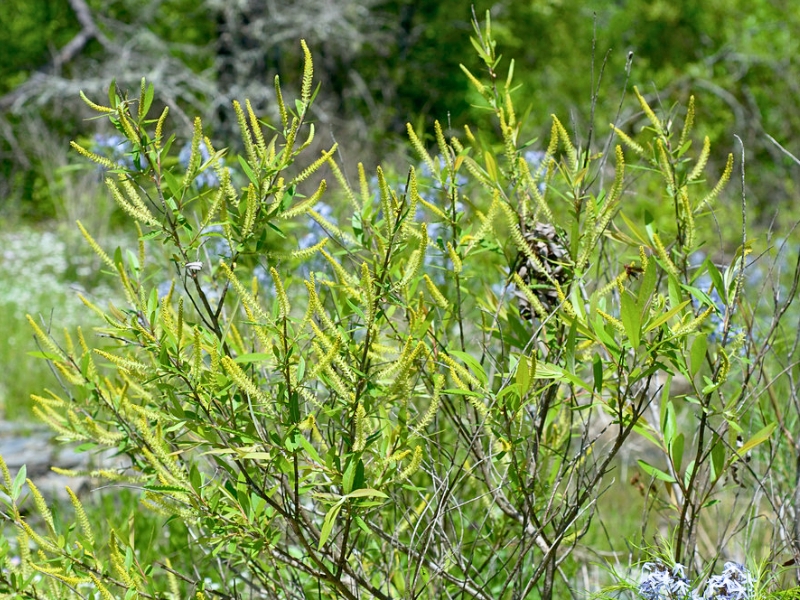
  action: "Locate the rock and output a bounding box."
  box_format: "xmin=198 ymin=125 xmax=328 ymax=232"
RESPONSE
xmin=0 ymin=421 xmax=121 ymax=505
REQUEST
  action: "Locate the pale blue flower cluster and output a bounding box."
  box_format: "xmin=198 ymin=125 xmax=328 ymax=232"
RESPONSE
xmin=639 ymin=562 xmax=693 ymax=600
xmin=638 ymin=562 xmax=753 ymax=600
xmin=702 ymin=562 xmax=754 ymax=600
xmin=91 ymin=133 xmax=135 ymax=171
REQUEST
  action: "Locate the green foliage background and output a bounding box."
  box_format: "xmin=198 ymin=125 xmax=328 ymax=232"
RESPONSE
xmin=2 ymin=0 xmax=800 ymax=222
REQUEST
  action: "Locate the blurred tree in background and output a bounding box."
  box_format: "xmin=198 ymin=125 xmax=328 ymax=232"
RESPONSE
xmin=1 ymin=0 xmax=799 ymax=224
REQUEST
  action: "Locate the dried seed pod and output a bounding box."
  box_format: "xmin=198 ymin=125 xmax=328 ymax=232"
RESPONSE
xmin=514 ymin=222 xmax=572 ymax=319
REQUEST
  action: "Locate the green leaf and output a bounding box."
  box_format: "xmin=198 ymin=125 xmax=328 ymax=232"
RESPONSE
xmin=689 ymin=336 xmax=708 ymax=376
xmin=638 ymin=260 xmax=657 ymax=310
xmin=515 ymin=353 xmax=535 ymax=397
xmin=141 ymin=82 xmax=155 ymax=117
xmin=11 ymin=465 xmax=26 ymax=501
xmin=443 ymin=388 xmax=483 ymax=397
xmin=662 ymin=401 xmax=677 ymax=446
xmin=162 ymin=169 xmax=182 ymax=198
xmin=289 ymin=391 xmax=300 ymax=424
xmin=484 ymin=152 xmax=498 ymax=182
xmin=644 ymin=300 xmax=691 ymax=333
xmin=592 ymin=313 xmax=620 ymax=356
xmin=297 ymin=435 xmax=323 ymax=465
xmin=189 ymin=463 xmax=202 ymax=491
xmin=684 ymin=459 xmax=696 ymax=488
xmin=593 ymin=353 xmax=603 ymax=393
xmin=637 ymin=459 xmax=675 ymax=482
xmin=704 ymin=257 xmax=725 ymax=303
xmin=620 ymin=292 xmax=640 ymax=348
xmin=342 ymin=458 xmax=357 ymax=495
xmin=233 ymin=353 xmax=273 ymax=363
xmin=143 ymin=484 xmax=191 ymax=494
xmin=318 ymin=503 xmax=342 ymax=550
xmin=710 ymin=436 xmax=725 ymax=482
xmin=26 ymin=351 xmax=62 ymax=361
xmin=738 ymin=423 xmax=777 ymax=456
xmin=237 ymin=155 xmax=259 ymax=187
xmin=345 ymin=488 xmax=388 ymax=500
xmin=239 ymin=452 xmax=272 ymax=461
xmin=448 ymin=350 xmax=488 ymax=386
xmin=108 ymin=79 xmax=118 ymax=107
xmin=669 ymin=432 xmax=685 ymax=471
xmin=619 ymin=211 xmax=650 ymax=246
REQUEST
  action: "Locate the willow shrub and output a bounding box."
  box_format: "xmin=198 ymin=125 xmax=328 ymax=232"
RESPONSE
xmin=0 ymin=17 xmax=784 ymax=600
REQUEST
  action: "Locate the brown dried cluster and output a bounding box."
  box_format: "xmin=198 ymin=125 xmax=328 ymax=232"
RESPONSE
xmin=514 ymin=222 xmax=571 ymax=320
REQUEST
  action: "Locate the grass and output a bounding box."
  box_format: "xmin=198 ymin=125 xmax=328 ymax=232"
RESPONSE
xmin=0 ymin=222 xmax=122 ymax=420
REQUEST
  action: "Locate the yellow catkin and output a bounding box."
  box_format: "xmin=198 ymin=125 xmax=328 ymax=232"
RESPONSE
xmin=155 ymin=105 xmax=169 ymax=148
xmin=551 ymin=115 xmax=577 ymax=171
xmin=687 ymin=136 xmax=710 ymax=183
xmin=639 ymin=247 xmax=649 ymax=270
xmin=270 ymin=268 xmax=291 ymax=320
xmin=0 ymin=455 xmax=11 ymax=489
xmin=26 ymin=315 xmax=66 ymax=361
xmin=399 ymin=445 xmax=423 ymax=480
xmin=698 ymin=153 xmax=734 ymax=210
xmin=447 ymin=242 xmax=462 ymax=274
xmin=182 ymin=117 xmax=203 ymax=188
xmin=361 ymin=262 xmax=376 ymax=325
xmin=93 ymin=349 xmax=150 ymax=376
xmin=609 ymin=125 xmax=646 ymax=158
xmin=308 ymin=208 xmax=355 ymax=245
xmin=423 ymin=274 xmax=449 ymax=310
xmin=105 ymin=178 xmax=160 ymax=227
xmin=511 ymin=273 xmax=549 ymax=319
xmin=245 ymin=99 xmax=266 ymax=154
xmin=416 ymin=373 xmax=443 ymax=430
xmin=66 ymin=487 xmax=94 ymax=546
xmin=300 ymin=39 xmax=314 ymax=105
xmin=634 ymin=86 xmax=663 ymax=133
xmin=596 ymin=310 xmax=626 ymax=334
xmin=79 ymin=90 xmax=114 ymax=113
xmin=678 ymin=95 xmax=695 ymax=149
xmin=652 ymin=232 xmax=680 ymax=278
xmin=280 ymin=180 xmax=327 ymax=219
xmin=165 ymin=558 xmax=180 ymax=599
xmin=218 ymin=261 xmax=272 ymax=326
xmin=88 ymin=573 xmax=115 ymax=600
xmin=233 ymin=100 xmax=257 ymax=166
xmin=434 ymin=121 xmax=452 ymax=172
xmin=241 ymin=183 xmax=257 ymax=239
xmin=77 ymin=220 xmax=115 ymax=269
xmin=459 ymin=64 xmax=487 ymax=96
xmin=221 ymin=356 xmax=272 ymax=410
xmin=19 ymin=520 xmax=58 ymax=553
xmin=274 ymin=74 xmax=288 ymax=130
xmin=29 ymin=562 xmax=86 ymax=586
xmin=294 ymin=146 xmax=337 ymax=185
xmin=320 ymin=249 xmax=360 ymax=296
xmin=353 ymin=403 xmax=367 ymax=451
xmin=406 ymin=123 xmax=438 ymax=178
xmin=671 ymin=306 xmax=714 ymax=337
